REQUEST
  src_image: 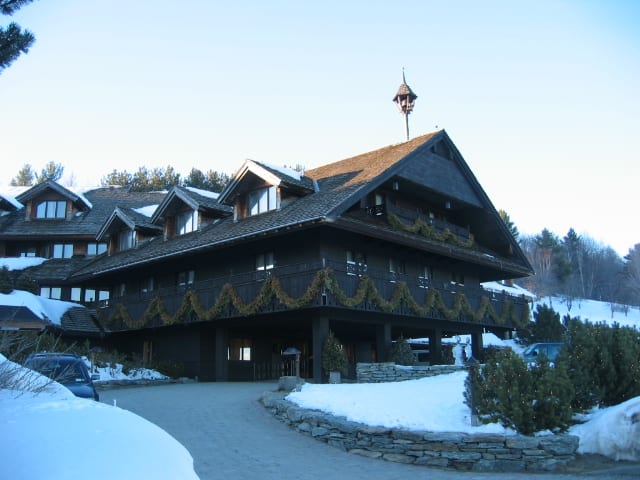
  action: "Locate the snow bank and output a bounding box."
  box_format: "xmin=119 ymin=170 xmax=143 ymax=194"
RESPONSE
xmin=570 ymin=397 xmax=640 ymax=461
xmin=0 ymin=354 xmax=199 ymax=480
xmin=0 ymin=290 xmax=77 ymax=325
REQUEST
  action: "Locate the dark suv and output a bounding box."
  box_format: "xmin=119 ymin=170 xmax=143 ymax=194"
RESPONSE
xmin=24 ymin=352 xmax=100 ymax=401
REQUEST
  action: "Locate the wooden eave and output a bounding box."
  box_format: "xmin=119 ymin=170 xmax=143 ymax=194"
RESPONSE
xmin=15 ymin=181 xmax=91 ymax=211
xmin=327 ymin=216 xmax=532 ymax=280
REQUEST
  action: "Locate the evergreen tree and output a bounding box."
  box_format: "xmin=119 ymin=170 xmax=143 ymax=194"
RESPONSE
xmin=0 ymin=0 xmax=35 ymax=73
xmin=621 ymin=244 xmax=640 ymax=307
xmin=0 ymin=267 xmax=12 ymax=294
xmin=205 ymin=170 xmax=230 ymax=192
xmin=183 ymin=168 xmax=207 ymax=190
xmin=101 ymin=169 xmax=132 ymax=187
xmin=35 ymin=161 xmax=64 ymax=184
xmin=498 ymin=209 xmax=519 ymax=240
xmin=517 ymin=304 xmax=565 ymax=344
xmin=10 ymin=163 xmax=35 ymax=186
xmin=387 ymin=335 xmax=415 ymax=366
xmin=15 ymin=271 xmax=38 ymax=294
xmin=320 ymin=330 xmax=348 ymax=376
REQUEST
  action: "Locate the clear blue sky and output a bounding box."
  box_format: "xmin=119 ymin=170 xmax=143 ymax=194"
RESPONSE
xmin=1 ymin=1 xmax=638 ymax=256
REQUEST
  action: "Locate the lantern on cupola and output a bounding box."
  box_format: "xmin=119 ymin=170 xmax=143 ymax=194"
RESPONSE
xmin=392 ymin=70 xmax=418 ymax=141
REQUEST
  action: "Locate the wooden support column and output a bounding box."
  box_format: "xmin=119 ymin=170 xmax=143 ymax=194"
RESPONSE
xmin=471 ymin=331 xmax=484 ymax=363
xmin=376 ymin=323 xmax=391 ymax=362
xmin=214 ymin=327 xmax=228 ymax=381
xmin=429 ymin=329 xmax=442 ymax=365
xmin=312 ymin=317 xmax=329 ymax=383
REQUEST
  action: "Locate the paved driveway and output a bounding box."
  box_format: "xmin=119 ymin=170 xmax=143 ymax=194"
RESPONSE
xmin=100 ymin=382 xmax=637 ymax=480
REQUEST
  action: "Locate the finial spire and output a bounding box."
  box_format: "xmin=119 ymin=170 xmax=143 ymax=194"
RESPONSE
xmin=393 ymin=69 xmax=417 ymax=141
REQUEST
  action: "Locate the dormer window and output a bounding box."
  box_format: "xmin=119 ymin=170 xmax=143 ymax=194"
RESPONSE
xmin=118 ymin=229 xmax=136 ymax=251
xmin=177 ymin=210 xmax=197 ymax=235
xmin=36 ymin=200 xmax=66 ymax=219
xmin=248 ymin=186 xmax=277 ymax=216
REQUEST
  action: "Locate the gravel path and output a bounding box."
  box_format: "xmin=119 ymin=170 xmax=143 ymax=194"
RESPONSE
xmin=99 ymin=382 xmax=638 ymax=480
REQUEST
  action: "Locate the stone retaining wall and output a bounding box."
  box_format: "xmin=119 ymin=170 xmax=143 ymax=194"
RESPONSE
xmin=356 ymin=362 xmax=465 ymax=383
xmin=261 ymin=392 xmax=579 ymax=473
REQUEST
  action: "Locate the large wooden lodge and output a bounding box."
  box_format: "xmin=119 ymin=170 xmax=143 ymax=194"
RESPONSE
xmin=0 ymin=130 xmax=533 ymax=382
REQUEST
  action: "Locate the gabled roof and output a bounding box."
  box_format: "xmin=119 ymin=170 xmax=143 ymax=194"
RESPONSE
xmin=151 ymin=185 xmax=231 ymax=224
xmin=69 ymin=130 xmax=532 ymax=281
xmin=218 ymin=159 xmax=315 ymax=205
xmin=0 ymin=193 xmax=23 ymax=212
xmin=0 ymin=185 xmax=166 ymax=239
xmin=96 ymin=206 xmax=162 ymax=241
xmin=15 ymin=181 xmax=92 ymax=211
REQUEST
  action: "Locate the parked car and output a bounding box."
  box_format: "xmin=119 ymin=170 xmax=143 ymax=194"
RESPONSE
xmin=522 ymin=342 xmax=565 ymax=363
xmin=24 ymin=352 xmax=100 ymax=401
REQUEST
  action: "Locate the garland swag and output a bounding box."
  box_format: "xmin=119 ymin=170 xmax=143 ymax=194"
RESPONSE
xmin=386 ymin=213 xmax=474 ymax=248
xmin=100 ymin=269 xmax=530 ymax=330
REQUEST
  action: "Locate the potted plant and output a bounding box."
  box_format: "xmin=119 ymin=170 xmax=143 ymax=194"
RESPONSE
xmin=321 ymin=330 xmax=348 ymax=383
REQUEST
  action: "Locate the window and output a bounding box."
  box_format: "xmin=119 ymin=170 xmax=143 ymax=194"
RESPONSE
xmin=19 ymin=247 xmax=37 ymax=257
xmin=346 ymin=250 xmax=367 ymax=276
xmin=85 ymin=289 xmax=109 ymax=304
xmin=418 ymin=266 xmax=431 ymax=289
xmin=177 ymin=210 xmax=197 ymax=235
xmin=118 ymin=230 xmax=136 ymax=251
xmin=35 ymin=200 xmax=66 ymax=219
xmin=52 ymin=243 xmax=73 ymax=259
xmin=115 ymin=283 xmax=126 ymax=298
xmin=367 ymin=193 xmax=386 ymax=216
xmin=141 ymin=277 xmax=154 ymax=295
xmin=256 ymin=252 xmax=274 ymax=280
xmin=40 ymin=286 xmax=62 ymax=300
xmin=87 ymin=242 xmax=107 ymax=256
xmin=228 ymin=338 xmax=252 ymax=361
xmin=248 ymin=186 xmax=277 ymax=216
xmin=177 ymin=270 xmax=195 ymax=288
xmin=71 ymin=288 xmax=82 ymax=302
xmin=389 ymin=258 xmax=405 ymax=282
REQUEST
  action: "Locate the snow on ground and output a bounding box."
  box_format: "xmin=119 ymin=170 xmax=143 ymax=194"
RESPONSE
xmin=0 ymin=355 xmax=199 ymax=480
xmin=287 ymin=371 xmax=640 ymax=461
xmin=89 ymin=360 xmax=168 ymax=382
xmin=535 ymin=296 xmax=640 ymax=329
xmin=289 ymin=370 xmax=511 ymax=434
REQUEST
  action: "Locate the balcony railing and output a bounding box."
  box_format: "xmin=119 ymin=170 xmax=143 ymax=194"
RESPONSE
xmin=98 ymin=260 xmax=529 ymax=331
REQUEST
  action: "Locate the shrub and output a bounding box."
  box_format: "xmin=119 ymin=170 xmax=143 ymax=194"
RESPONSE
xmin=387 ymin=336 xmax=415 ymax=366
xmin=321 ymin=330 xmax=348 ymax=376
xmin=562 ymin=317 xmax=640 ymax=411
xmin=464 ymin=349 xmax=574 ymax=435
xmin=517 ymin=304 xmax=565 ymax=344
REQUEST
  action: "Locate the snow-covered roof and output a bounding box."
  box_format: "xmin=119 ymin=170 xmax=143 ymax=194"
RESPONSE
xmin=185 ymin=187 xmax=219 ymax=200
xmin=0 ymin=290 xmax=77 ymax=325
xmin=133 ymin=204 xmax=159 ymax=218
xmin=258 ymin=161 xmax=302 ymax=181
xmin=0 ymin=257 xmax=48 ymax=271
xmin=482 ymin=281 xmax=535 ymax=300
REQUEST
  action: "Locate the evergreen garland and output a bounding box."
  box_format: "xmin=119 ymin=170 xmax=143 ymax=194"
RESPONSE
xmin=99 ymin=268 xmax=530 ymax=331
xmin=386 ymin=213 xmax=474 ymax=248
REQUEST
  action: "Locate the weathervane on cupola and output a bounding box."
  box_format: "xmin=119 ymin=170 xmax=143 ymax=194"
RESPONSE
xmin=392 ymin=68 xmax=418 ymax=141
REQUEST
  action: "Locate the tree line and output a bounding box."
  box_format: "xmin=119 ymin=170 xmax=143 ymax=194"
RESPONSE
xmin=10 ymin=162 xmax=231 ymax=193
xmin=517 ymin=227 xmax=639 ymax=310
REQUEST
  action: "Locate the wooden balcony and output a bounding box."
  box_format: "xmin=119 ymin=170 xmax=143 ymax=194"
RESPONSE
xmin=98 ymin=260 xmax=530 ymax=331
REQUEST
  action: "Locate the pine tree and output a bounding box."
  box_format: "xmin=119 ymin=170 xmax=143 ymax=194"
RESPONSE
xmin=101 ymin=169 xmax=133 ymax=187
xmin=10 ymin=163 xmax=35 ymax=186
xmin=320 ymin=330 xmax=348 ymax=376
xmin=387 ymin=335 xmax=415 ymax=365
xmin=517 ymin=304 xmax=565 ymax=344
xmin=0 ymin=267 xmax=12 ymax=294
xmin=0 ymin=0 xmax=35 ymax=74
xmin=35 ymin=161 xmax=64 ymax=184
xmin=15 ymin=271 xmax=38 ymax=294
